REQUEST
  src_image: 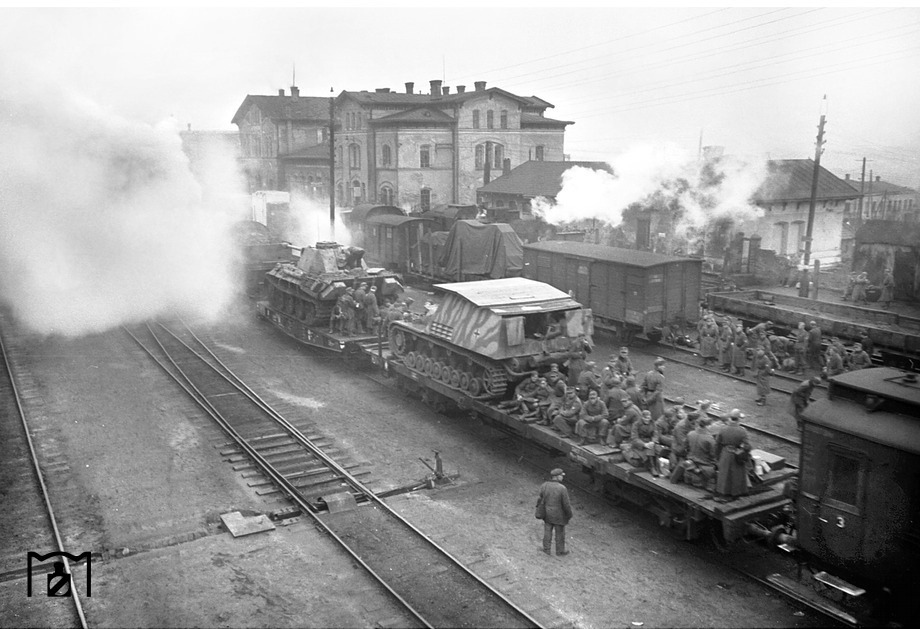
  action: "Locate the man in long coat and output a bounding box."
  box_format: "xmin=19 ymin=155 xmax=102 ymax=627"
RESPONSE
xmin=753 ymin=349 xmax=773 ymax=406
xmin=641 ymin=358 xmax=666 ymax=421
xmin=714 ymin=410 xmax=752 ymax=499
xmin=806 ymin=321 xmax=823 ymax=371
xmin=730 ymin=326 xmax=747 ymax=375
xmin=852 ymin=271 xmax=869 ymax=305
xmin=364 ymin=286 xmax=380 ymax=334
xmin=353 ymin=283 xmax=367 ymax=334
xmin=793 ymin=322 xmax=808 ymax=375
xmin=536 ymin=468 xmax=573 ymax=556
xmin=880 ymin=267 xmax=895 ymax=308
xmin=718 ymin=319 xmax=734 ymax=372
xmin=551 ymin=387 xmax=582 ymax=437
xmin=699 ymin=316 xmax=719 ymax=366
xmin=789 ymin=376 xmax=821 ymax=433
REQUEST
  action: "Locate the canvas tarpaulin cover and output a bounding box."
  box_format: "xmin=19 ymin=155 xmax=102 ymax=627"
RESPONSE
xmin=438 ymin=220 xmax=524 ymax=279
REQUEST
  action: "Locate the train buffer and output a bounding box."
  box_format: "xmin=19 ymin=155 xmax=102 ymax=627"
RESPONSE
xmin=814 ymin=571 xmax=866 ymax=598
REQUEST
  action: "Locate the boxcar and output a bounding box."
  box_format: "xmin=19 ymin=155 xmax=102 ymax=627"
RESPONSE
xmin=522 ymin=242 xmax=702 ymax=341
xmin=341 ymin=204 xmax=406 ymax=249
xmin=797 ymin=367 xmax=920 ymax=616
xmin=363 ymin=214 xmax=434 ymax=274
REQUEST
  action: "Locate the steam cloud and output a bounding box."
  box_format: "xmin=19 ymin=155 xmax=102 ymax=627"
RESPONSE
xmin=532 ymin=143 xmax=767 ymax=243
xmin=0 ymin=79 xmax=246 ymax=337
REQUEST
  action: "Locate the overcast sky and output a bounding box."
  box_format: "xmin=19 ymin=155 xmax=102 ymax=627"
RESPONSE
xmin=2 ymin=4 xmax=920 ymax=187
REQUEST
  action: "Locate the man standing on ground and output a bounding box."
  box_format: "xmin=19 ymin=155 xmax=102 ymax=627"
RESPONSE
xmin=536 ymin=468 xmax=573 ymax=556
xmin=880 ymin=267 xmax=895 ymax=309
xmin=754 ymin=348 xmax=773 ymax=406
xmin=807 ymin=321 xmax=823 ymax=371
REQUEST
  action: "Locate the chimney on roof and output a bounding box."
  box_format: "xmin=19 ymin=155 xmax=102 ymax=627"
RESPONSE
xmin=474 ymin=81 xmax=486 ymax=91
xmin=375 ymin=88 xmax=391 ymax=93
xmin=845 ymin=174 xmax=850 ymax=181
xmin=876 ymin=175 xmax=881 ymax=182
xmin=290 ymin=86 xmax=299 ymax=98
xmin=405 ymin=82 xmax=414 ymax=94
xmin=278 ymin=89 xmax=285 ymax=96
xmin=457 ymin=85 xmax=466 ymax=94
xmin=430 ymin=79 xmax=442 ymax=97
xmin=442 ymin=86 xmax=450 ymax=95
xmin=503 ymin=158 xmax=511 ymax=177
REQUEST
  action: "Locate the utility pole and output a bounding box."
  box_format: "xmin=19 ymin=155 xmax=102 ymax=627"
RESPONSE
xmin=856 ymin=158 xmax=866 ymax=229
xmin=329 ymin=88 xmax=335 ymax=240
xmin=802 ymin=96 xmax=827 ymax=268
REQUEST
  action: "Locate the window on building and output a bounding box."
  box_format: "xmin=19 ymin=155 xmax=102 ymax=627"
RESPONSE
xmin=420 ymin=145 xmax=430 ymax=168
xmin=349 ymin=143 xmax=360 ymax=169
xmin=493 ymin=144 xmax=503 ymax=170
xmin=535 ymin=145 xmax=544 ymax=161
xmin=475 ymin=145 xmax=484 ymax=169
xmin=420 ymin=188 xmax=431 ymax=212
xmin=351 ymin=179 xmax=363 ymax=202
xmin=381 ymin=144 xmax=391 ymax=167
xmin=487 ymin=110 xmax=494 ymax=129
xmin=473 ymin=110 xmax=480 ymax=129
xmin=500 ymin=110 xmax=508 ymax=129
xmin=380 ymin=185 xmax=394 ymax=205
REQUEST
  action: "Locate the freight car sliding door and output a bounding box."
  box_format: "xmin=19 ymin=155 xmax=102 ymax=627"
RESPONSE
xmin=564 ymin=258 xmax=590 ymax=304
xmin=589 ymin=262 xmax=625 ymax=324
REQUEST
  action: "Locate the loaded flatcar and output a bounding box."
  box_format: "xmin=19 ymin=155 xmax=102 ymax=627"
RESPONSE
xmin=523 ymin=241 xmax=702 ymax=343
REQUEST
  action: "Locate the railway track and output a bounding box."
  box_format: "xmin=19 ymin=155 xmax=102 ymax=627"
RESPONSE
xmin=125 ymin=319 xmax=541 ymax=629
xmin=0 ymin=320 xmax=89 ymax=629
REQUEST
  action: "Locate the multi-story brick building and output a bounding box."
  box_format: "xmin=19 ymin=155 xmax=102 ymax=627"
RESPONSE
xmin=231 ymin=86 xmax=332 ymax=197
xmin=232 ymin=80 xmax=571 ymax=212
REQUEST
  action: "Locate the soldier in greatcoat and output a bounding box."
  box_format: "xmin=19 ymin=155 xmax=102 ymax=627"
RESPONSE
xmin=364 ymin=286 xmax=380 ymax=334
xmin=806 ymin=321 xmax=823 ymax=371
xmin=575 ymin=389 xmax=609 ymax=445
xmin=340 ymin=288 xmax=357 ymax=336
xmin=641 ymin=358 xmax=666 ymax=421
xmin=718 ymin=318 xmax=734 ymax=372
xmin=730 ymin=325 xmax=748 ymax=375
xmin=848 ymin=343 xmax=872 ymax=370
xmin=628 ymin=410 xmax=662 ymax=476
xmin=551 ymin=387 xmax=582 ymax=437
xmin=789 ymin=376 xmax=821 ymax=433
xmin=793 ymin=322 xmax=808 ymax=375
xmin=608 ymin=394 xmax=641 ymax=447
xmin=699 ymin=316 xmax=719 ymax=366
xmin=753 ymin=348 xmax=773 ymax=407
xmin=714 ymin=410 xmax=752 ymax=499
xmin=852 ymin=271 xmax=869 ymax=305
xmin=613 ymin=346 xmax=635 ymax=377
xmin=880 ymin=267 xmax=895 ymax=308
xmin=675 ymin=415 xmax=717 ymax=489
xmin=535 ymin=468 xmax=573 ymax=556
xmin=624 ymin=375 xmax=643 ymax=410
xmin=353 ymin=283 xmax=367 ymax=334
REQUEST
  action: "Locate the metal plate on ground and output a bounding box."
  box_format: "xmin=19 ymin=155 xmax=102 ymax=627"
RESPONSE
xmin=321 ymin=491 xmax=359 ymax=513
xmin=220 ymin=511 xmax=276 ymax=537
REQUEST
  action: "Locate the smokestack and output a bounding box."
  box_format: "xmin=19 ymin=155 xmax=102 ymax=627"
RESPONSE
xmin=429 ymin=79 xmax=442 ymax=97
xmin=474 ymin=81 xmax=486 ymax=91
xmin=442 ymin=86 xmax=450 ymax=95
xmin=457 ymin=85 xmax=466 ymax=94
xmin=290 ymin=86 xmax=299 ymax=98
xmin=405 ymin=82 xmax=414 ymax=94
xmin=278 ymin=89 xmax=285 ymax=96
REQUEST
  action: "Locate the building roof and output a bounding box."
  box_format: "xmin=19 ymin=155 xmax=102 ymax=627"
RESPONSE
xmin=845 ymin=178 xmax=916 ymax=196
xmin=479 ymin=160 xmax=614 ymax=198
xmin=231 ymin=94 xmax=330 ymax=125
xmin=520 ymin=113 xmax=572 ymax=127
xmin=855 ymin=219 xmax=920 ymax=246
xmin=338 ymin=86 xmax=542 ymax=109
xmin=280 ymin=141 xmax=330 ymax=161
xmin=434 ymin=277 xmax=575 ymax=307
xmin=524 ymin=241 xmax=700 ymax=268
xmin=752 ymin=159 xmax=859 ymax=203
xmin=365 ymin=215 xmax=435 ymax=227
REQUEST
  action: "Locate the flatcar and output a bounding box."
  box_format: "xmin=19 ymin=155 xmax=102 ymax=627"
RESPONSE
xmin=523 ymin=241 xmax=702 ymax=343
xmin=788 ymin=367 xmax=920 ymax=622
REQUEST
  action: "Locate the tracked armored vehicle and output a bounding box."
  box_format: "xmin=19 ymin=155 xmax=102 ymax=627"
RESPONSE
xmin=265 ymin=242 xmax=404 ymax=327
xmin=387 ymin=278 xmax=593 ymax=399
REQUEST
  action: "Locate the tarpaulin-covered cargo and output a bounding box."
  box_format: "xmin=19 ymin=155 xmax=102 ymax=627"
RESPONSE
xmin=438 ymin=220 xmax=524 ymax=280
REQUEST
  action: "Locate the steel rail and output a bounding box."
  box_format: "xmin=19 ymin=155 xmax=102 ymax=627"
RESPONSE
xmin=170 ymin=320 xmax=543 ymax=628
xmin=122 ymin=324 xmax=432 ymax=629
xmin=0 ymin=325 xmax=89 ymax=629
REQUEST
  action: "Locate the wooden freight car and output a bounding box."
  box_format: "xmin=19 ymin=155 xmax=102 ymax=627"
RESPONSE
xmin=362 ymin=214 xmax=433 ymax=274
xmin=523 ymin=242 xmax=702 ymax=343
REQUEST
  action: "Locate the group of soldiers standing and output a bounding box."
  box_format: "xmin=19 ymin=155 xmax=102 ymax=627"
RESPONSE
xmin=508 ymin=346 xmax=755 ymax=500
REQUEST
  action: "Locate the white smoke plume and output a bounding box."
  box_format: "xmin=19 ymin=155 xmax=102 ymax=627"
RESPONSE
xmin=288 ymin=192 xmax=352 ymax=248
xmin=0 ymin=79 xmax=245 ymax=337
xmin=531 ymin=143 xmax=767 ymax=242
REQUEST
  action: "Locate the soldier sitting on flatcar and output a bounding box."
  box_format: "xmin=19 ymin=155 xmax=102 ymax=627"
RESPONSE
xmin=607 ymin=394 xmax=640 ymax=447
xmin=824 ymin=345 xmax=846 ymax=378
xmin=575 ymin=389 xmax=609 ymax=446
xmin=849 ymin=343 xmax=872 ymax=370
xmin=668 ymin=410 xmax=698 ymax=479
xmin=501 ymin=371 xmax=541 ymax=419
xmin=576 ymin=361 xmax=603 ymax=400
xmin=534 ymin=377 xmax=556 ymax=424
xmin=544 ymin=363 xmax=566 ymax=390
xmin=675 ymin=415 xmax=717 ymax=490
xmin=627 ymin=410 xmax=663 ymax=476
xmin=551 ymin=387 xmax=582 ymax=437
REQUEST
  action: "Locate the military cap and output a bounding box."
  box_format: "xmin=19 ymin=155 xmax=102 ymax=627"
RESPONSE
xmin=654 ymin=357 xmax=665 ymax=366
xmin=550 ymin=468 xmax=565 ymax=477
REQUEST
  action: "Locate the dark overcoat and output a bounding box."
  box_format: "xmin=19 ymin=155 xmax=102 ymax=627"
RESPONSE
xmin=715 ymin=423 xmax=751 ymax=496
xmin=537 ymin=480 xmax=572 ymax=525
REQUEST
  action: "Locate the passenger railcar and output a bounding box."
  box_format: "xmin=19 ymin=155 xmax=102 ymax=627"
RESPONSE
xmin=362 ymin=214 xmax=434 ymax=274
xmin=523 ymin=242 xmax=702 ymax=342
xmin=341 ymin=204 xmax=406 ymax=249
xmin=794 ymin=367 xmax=920 ymax=619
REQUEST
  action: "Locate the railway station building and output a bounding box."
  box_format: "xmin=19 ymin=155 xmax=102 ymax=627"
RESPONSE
xmin=232 ymin=81 xmax=572 ymax=213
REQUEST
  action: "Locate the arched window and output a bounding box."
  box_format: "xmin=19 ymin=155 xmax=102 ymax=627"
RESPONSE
xmin=473 ymin=110 xmax=480 ymax=129
xmin=535 ymin=145 xmax=545 ymax=161
xmin=493 ymin=144 xmax=503 ymax=169
xmin=420 ymin=188 xmax=431 ymax=212
xmin=475 ymin=145 xmax=484 ymax=169
xmin=381 ymin=144 xmax=392 ymax=167
xmin=349 ymin=143 xmax=361 ymax=169
xmin=486 ymin=110 xmax=494 ymax=129
xmin=500 ymin=110 xmax=508 ymax=129
xmin=380 ymin=185 xmax=394 ymax=205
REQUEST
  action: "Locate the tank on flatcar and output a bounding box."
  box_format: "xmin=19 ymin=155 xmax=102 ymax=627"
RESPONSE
xmin=265 ymin=242 xmax=403 ymax=326
xmin=522 ymin=241 xmax=702 ymax=343
xmin=796 ymin=367 xmax=920 ymax=620
xmin=387 ymin=278 xmax=593 ymax=398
